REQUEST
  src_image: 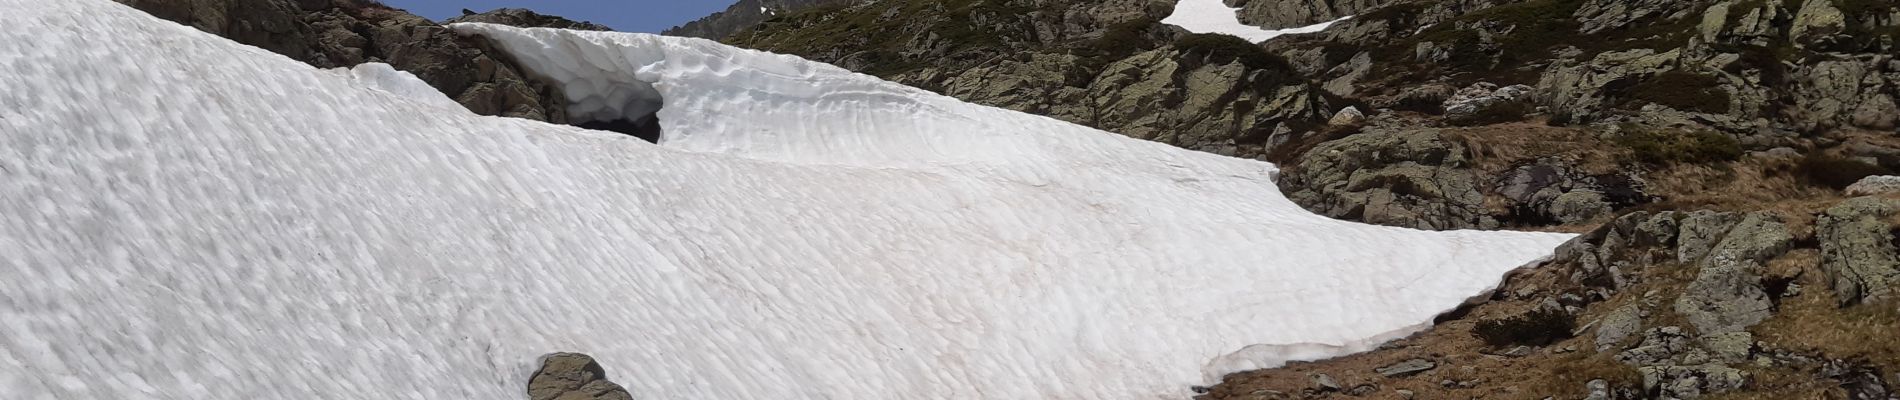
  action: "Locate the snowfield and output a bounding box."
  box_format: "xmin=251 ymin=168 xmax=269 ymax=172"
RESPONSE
xmin=0 ymin=1 xmax=1571 ymax=399
xmin=1162 ymin=0 xmax=1349 ymax=43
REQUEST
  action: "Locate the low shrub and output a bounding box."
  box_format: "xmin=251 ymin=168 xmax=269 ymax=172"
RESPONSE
xmin=1796 ymin=153 xmax=1893 ymax=190
xmin=1473 ymin=308 xmax=1577 ymax=347
xmin=1616 ymin=128 xmax=1743 ymax=165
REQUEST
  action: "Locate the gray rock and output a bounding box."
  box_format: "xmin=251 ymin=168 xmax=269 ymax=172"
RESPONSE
xmin=1442 ymin=83 xmax=1535 ymax=126
xmin=1676 ymin=211 xmax=1743 ymax=264
xmin=1551 ymin=190 xmax=1614 ymax=224
xmin=1330 ymin=106 xmax=1368 ymax=127
xmin=1618 ymin=327 xmax=1711 ymax=366
xmin=528 ymin=353 xmax=635 ymax=400
xmin=1701 ymin=212 xmax=1794 ymax=268
xmin=1376 ymin=359 xmax=1437 ymax=378
xmin=1844 ymin=176 xmax=1900 ymax=196
xmin=1595 ymin=304 xmax=1644 ymax=351
xmin=1395 ymin=389 xmax=1416 ymax=399
xmin=1789 ymin=0 xmax=1847 ymax=44
xmin=1675 ymin=256 xmax=1774 ymax=335
xmin=1584 ymin=379 xmax=1612 ymax=400
xmin=1700 ymin=332 xmax=1755 ymax=363
xmin=1817 ymin=197 xmax=1900 ymax=306
xmin=1640 ymin=364 xmax=1747 ymax=399
xmin=1313 ymin=373 xmax=1342 ymax=391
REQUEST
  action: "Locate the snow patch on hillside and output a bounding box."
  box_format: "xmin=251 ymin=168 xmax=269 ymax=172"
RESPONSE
xmin=1 ymin=2 xmax=1570 ymax=399
xmin=1163 ymin=0 xmax=1348 ymax=43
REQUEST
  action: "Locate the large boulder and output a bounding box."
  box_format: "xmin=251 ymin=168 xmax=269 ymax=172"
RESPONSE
xmin=1442 ymin=83 xmax=1535 ymax=126
xmin=528 ymin=353 xmax=635 ymax=400
xmin=1281 ymin=124 xmax=1493 ymax=230
xmin=1845 ymin=176 xmax=1900 ymax=196
xmin=1817 ymin=197 xmax=1900 ymax=306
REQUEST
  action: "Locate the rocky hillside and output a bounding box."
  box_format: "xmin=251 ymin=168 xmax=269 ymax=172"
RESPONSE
xmin=725 ymin=0 xmax=1342 ymax=159
xmin=661 ymin=0 xmax=848 ymax=39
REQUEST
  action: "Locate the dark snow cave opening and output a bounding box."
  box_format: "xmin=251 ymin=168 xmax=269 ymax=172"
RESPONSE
xmin=576 ymin=114 xmax=663 ymax=143
xmin=562 ymin=77 xmax=667 ymax=144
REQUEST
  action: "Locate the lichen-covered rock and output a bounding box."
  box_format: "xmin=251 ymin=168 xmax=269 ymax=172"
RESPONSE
xmin=528 ymin=353 xmax=635 ymax=400
xmin=1550 ymin=190 xmax=1613 ymax=224
xmin=1792 ymin=57 xmax=1900 ymax=131
xmin=1817 ymin=197 xmax=1900 ymax=306
xmin=1788 ymin=0 xmax=1847 ymax=44
xmin=1282 ymin=125 xmax=1492 ymax=230
xmin=1595 ymin=304 xmax=1645 ymax=350
xmin=1675 ymin=257 xmax=1774 ymax=335
xmin=1080 ymin=48 xmax=1330 ymax=157
xmin=1442 ymin=83 xmax=1534 ymax=126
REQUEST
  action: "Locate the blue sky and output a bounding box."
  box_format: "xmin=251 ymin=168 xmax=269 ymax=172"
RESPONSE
xmin=379 ymin=0 xmax=737 ymax=33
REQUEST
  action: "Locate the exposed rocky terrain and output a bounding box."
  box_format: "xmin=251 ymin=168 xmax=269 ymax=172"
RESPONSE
xmin=661 ymin=0 xmax=848 ymax=39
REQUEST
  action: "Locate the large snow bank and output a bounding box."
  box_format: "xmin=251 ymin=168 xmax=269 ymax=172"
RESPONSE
xmin=1162 ymin=0 xmax=1348 ymax=43
xmin=0 ymin=1 xmax=1571 ymax=399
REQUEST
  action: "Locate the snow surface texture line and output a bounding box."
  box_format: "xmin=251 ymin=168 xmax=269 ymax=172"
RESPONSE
xmin=0 ymin=1 xmax=1572 ymax=399
xmin=1161 ymin=0 xmax=1349 ymax=43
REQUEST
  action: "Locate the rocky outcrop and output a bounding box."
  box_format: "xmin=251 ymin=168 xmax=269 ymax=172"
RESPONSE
xmin=528 ymin=353 xmax=634 ymax=400
xmin=663 ymin=0 xmax=847 ymax=40
xmin=112 ymin=0 xmax=320 ymax=60
xmin=1817 ymin=197 xmax=1900 ymax=306
xmin=1281 ymin=122 xmax=1492 ymax=230
xmin=1573 ymin=0 xmax=1703 ymax=35
xmin=114 ymin=0 xmax=572 ymax=123
xmin=445 ymin=8 xmax=613 ymax=31
xmin=1232 ymin=0 xmax=1400 ymax=30
xmin=1538 ymin=48 xmax=1682 ymax=123
xmin=1076 ymin=48 xmax=1331 ymax=157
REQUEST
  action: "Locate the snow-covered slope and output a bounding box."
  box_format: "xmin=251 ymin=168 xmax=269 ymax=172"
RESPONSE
xmin=1162 ymin=0 xmax=1348 ymax=42
xmin=0 ymin=1 xmax=1570 ymax=399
